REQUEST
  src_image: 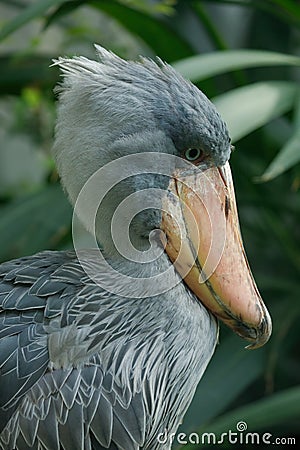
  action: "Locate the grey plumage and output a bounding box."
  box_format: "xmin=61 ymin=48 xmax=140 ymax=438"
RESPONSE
xmin=0 ymin=45 xmax=230 ymax=449
xmin=0 ymin=251 xmax=217 ymax=449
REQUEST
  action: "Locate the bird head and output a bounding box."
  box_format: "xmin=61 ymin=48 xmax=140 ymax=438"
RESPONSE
xmin=52 ymin=45 xmax=271 ymax=349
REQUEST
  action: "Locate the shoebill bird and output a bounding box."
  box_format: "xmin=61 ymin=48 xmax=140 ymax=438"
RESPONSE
xmin=0 ymin=46 xmax=272 ymax=450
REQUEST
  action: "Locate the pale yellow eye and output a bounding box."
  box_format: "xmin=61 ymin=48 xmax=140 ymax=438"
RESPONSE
xmin=184 ymin=148 xmax=204 ymax=163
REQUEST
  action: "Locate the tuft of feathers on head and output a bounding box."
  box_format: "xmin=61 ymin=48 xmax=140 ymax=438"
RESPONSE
xmin=52 ymin=44 xmax=230 ymax=167
xmin=51 ymin=43 xmax=190 ymax=95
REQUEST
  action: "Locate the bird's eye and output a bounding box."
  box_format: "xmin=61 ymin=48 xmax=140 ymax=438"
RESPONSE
xmin=184 ymin=148 xmax=204 ymax=163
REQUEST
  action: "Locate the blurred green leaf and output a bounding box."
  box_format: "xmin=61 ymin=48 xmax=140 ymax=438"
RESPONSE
xmin=117 ymin=0 xmax=176 ymax=15
xmin=45 ymin=0 xmax=193 ymax=61
xmin=202 ymin=0 xmax=300 ymax=27
xmin=0 ymin=185 xmax=72 ymax=262
xmin=191 ymin=2 xmax=228 ymax=50
xmin=260 ymin=209 xmax=300 ymax=273
xmin=182 ymin=386 xmax=300 ymax=448
xmin=94 ymin=1 xmax=192 ymax=61
xmin=213 ymin=81 xmax=297 ymax=142
xmin=173 ymin=50 xmax=300 ymax=82
xmin=269 ymin=0 xmax=300 ymax=22
xmin=259 ymin=130 xmax=300 ymax=181
xmin=0 ymin=55 xmax=57 ymax=95
xmin=0 ymin=0 xmax=64 ymax=41
xmin=260 ymin=91 xmax=300 ymax=180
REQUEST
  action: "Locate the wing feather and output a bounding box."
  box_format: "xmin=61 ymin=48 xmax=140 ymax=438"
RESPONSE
xmin=58 ymin=402 xmax=84 ymax=450
xmin=90 ymin=393 xmax=113 ymax=447
xmin=0 ymin=251 xmax=150 ymax=449
xmin=18 ymin=413 xmax=39 ymax=447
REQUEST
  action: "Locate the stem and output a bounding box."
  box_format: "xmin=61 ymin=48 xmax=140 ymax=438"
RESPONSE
xmin=192 ymin=1 xmax=228 ymax=50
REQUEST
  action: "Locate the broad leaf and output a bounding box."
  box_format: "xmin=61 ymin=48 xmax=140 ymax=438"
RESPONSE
xmin=182 ymin=386 xmax=300 ymax=449
xmin=259 ymin=130 xmax=300 ymax=181
xmin=45 ymin=0 xmax=193 ymax=62
xmin=200 ymin=386 xmax=300 ymax=444
xmin=172 ymin=50 xmax=300 ymax=82
xmin=213 ymin=81 xmax=297 ymax=142
xmin=259 ymin=92 xmax=300 ymax=180
xmin=0 ymin=185 xmax=72 ymax=262
xmin=0 ymin=0 xmax=64 ymax=41
xmin=92 ymin=0 xmax=193 ymax=61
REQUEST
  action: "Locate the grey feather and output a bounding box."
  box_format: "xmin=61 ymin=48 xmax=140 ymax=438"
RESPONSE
xmin=90 ymin=394 xmax=113 ymax=447
xmin=0 ymin=250 xmax=217 ymax=449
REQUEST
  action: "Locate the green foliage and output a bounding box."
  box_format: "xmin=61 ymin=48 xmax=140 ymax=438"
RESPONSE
xmin=0 ymin=0 xmax=299 ymax=447
xmin=172 ymin=49 xmax=300 ymax=82
xmin=0 ymin=185 xmax=72 ymax=261
xmin=184 ymin=385 xmax=300 ymax=448
xmin=214 ymin=81 xmax=298 ymax=142
xmin=0 ymin=0 xmax=64 ymax=41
